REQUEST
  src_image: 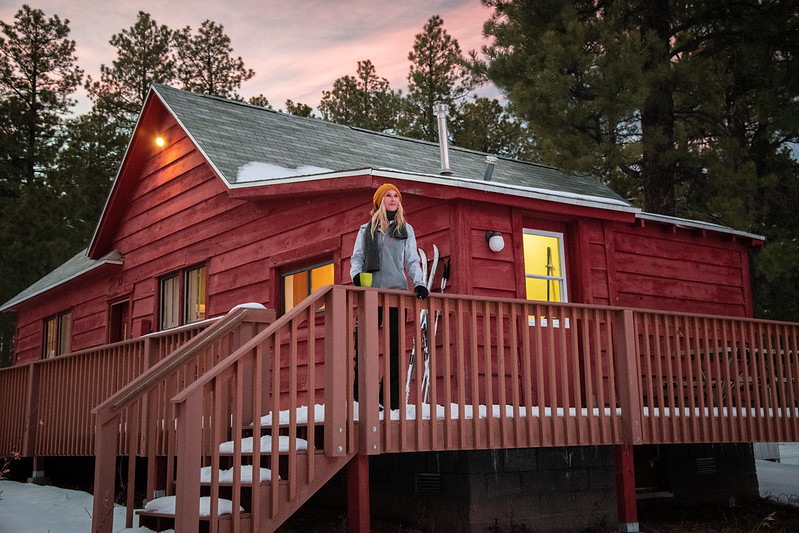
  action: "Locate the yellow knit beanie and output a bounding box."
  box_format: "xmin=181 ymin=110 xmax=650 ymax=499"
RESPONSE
xmin=373 ymin=183 xmax=402 ymax=209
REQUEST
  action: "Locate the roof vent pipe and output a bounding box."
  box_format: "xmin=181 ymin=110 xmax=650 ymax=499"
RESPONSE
xmin=434 ymin=102 xmax=452 ymax=176
xmin=484 ymin=155 xmax=498 ymax=181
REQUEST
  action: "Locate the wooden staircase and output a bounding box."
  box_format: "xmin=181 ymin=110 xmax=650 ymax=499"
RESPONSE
xmin=92 ymin=289 xmax=359 ymax=533
xmin=136 ymin=421 xmax=353 ymax=532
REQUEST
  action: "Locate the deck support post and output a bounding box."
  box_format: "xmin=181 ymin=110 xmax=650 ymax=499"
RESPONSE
xmin=347 ymin=454 xmax=370 ymax=533
xmin=615 ymin=444 xmax=639 ymax=533
xmin=92 ymin=411 xmax=120 ymax=533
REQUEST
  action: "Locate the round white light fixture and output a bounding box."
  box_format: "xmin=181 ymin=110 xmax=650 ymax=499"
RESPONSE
xmin=155 ymin=136 xmax=165 ymax=147
xmin=485 ymin=231 xmax=505 ymax=252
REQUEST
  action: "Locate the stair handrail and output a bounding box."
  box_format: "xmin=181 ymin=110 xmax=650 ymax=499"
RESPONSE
xmin=92 ymin=305 xmax=275 ymax=416
xmin=170 ymin=287 xmax=334 ymax=406
xmin=91 ymin=304 xmax=276 ymax=533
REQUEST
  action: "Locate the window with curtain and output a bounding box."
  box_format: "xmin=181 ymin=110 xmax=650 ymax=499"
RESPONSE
xmin=159 ymin=264 xmax=207 ymax=330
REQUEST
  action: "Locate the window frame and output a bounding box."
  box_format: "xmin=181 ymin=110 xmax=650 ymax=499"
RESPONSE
xmin=158 ymin=263 xmax=207 ymax=330
xmin=109 ymin=298 xmax=131 ymax=343
xmin=281 ymin=259 xmax=334 ymax=313
xmin=522 ymin=228 xmax=569 ymax=304
xmin=42 ymin=310 xmax=72 ymax=359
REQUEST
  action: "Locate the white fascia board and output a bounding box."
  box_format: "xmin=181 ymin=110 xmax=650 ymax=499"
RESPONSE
xmin=636 ymin=212 xmax=766 ymax=242
xmin=229 ymin=167 xmax=640 ymax=215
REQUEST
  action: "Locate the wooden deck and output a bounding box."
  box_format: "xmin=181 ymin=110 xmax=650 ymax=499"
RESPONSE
xmin=1 ymin=286 xmax=797 ymax=532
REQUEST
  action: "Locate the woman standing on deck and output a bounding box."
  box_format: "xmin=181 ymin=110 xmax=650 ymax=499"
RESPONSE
xmin=350 ymin=183 xmax=428 ymax=409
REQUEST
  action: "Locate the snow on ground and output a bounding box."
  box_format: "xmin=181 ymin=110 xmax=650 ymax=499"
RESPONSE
xmin=0 ymin=479 xmax=145 ymax=532
xmin=1 ymin=445 xmax=798 ymax=532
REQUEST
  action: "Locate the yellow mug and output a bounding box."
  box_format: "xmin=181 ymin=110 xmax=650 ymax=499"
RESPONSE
xmin=360 ymin=272 xmax=373 ymax=287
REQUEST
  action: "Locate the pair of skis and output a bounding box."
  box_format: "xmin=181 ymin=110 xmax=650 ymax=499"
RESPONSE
xmin=405 ymin=245 xmax=449 ymax=404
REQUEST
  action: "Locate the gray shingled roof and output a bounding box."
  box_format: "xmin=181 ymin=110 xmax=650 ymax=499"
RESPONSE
xmin=152 ymin=84 xmax=630 ymax=205
xmin=0 ymin=250 xmax=123 ymax=312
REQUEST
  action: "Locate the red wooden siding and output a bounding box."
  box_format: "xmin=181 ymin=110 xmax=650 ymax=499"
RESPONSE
xmin=7 ymin=105 xmax=759 ymax=366
xmin=610 ymin=224 xmax=751 ymax=316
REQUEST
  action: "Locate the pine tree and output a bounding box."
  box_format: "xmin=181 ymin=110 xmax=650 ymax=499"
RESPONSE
xmin=481 ymin=0 xmax=799 ymax=217
xmin=50 ymin=110 xmax=128 ymax=247
xmin=248 ymin=94 xmax=272 ymax=108
xmin=85 ymin=11 xmax=174 ymax=127
xmin=450 ymin=97 xmax=532 ymax=159
xmin=284 ymin=99 xmax=314 ymax=117
xmin=397 ymin=15 xmax=475 ymax=141
xmin=0 ymin=5 xmax=83 ymax=364
xmin=318 ymin=60 xmax=401 ymax=131
xmin=174 ymin=20 xmax=254 ymax=98
xmin=0 ymin=5 xmax=83 ymax=185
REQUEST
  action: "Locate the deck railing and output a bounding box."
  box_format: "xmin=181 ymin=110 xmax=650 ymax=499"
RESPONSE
xmin=0 ymin=318 xmax=219 ymax=458
xmin=634 ymin=310 xmax=799 ymax=444
xmin=0 ymin=286 xmax=792 ymax=533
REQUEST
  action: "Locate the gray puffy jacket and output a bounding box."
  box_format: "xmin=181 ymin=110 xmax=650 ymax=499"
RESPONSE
xmin=350 ymin=221 xmax=425 ymax=290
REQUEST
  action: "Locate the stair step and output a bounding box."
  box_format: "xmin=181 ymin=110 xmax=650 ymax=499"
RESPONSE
xmin=137 ymin=509 xmax=253 ymax=533
xmin=219 ymin=434 xmax=310 ymax=454
xmin=218 ymin=448 xmax=324 ymax=457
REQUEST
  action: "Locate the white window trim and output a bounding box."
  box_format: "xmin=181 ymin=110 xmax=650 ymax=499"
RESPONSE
xmin=523 ymin=228 xmax=568 ymax=303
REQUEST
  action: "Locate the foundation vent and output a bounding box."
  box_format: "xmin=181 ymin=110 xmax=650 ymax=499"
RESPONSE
xmin=414 ymin=472 xmax=442 ymax=494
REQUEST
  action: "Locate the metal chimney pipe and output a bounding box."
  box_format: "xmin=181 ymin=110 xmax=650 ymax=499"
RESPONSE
xmin=484 ymin=155 xmax=498 ymax=181
xmin=433 ymin=102 xmax=452 ymax=176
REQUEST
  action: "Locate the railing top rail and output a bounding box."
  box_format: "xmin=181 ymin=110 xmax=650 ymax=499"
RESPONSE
xmin=170 ymin=285 xmax=335 ymax=405
xmin=1 ymin=316 xmax=220 ymax=376
xmin=631 ymin=307 xmax=799 ymax=327
xmin=92 ymin=305 xmax=275 ymax=415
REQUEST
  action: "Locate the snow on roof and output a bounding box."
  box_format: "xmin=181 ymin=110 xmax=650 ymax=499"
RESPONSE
xmin=236 ymin=162 xmax=333 ymax=182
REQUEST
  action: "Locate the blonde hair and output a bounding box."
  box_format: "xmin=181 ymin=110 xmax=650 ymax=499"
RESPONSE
xmin=369 ymin=201 xmax=406 ymax=238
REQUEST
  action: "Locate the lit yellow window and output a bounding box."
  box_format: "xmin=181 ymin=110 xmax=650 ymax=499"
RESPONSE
xmin=185 ymin=265 xmax=207 ymax=323
xmin=523 ymin=230 xmax=567 ymax=303
xmin=283 ymin=262 xmax=334 ymax=312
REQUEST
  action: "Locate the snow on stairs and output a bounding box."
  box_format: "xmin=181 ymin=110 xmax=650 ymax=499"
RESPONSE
xmin=136 ymin=416 xmax=354 ymax=532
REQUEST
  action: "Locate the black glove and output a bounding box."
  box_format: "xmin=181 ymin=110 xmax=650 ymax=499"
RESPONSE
xmin=353 ymin=274 xmax=361 ymax=286
xmin=414 ymin=285 xmax=429 ymax=299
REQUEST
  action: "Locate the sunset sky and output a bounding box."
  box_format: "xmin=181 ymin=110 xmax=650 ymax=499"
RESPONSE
xmin=0 ymin=0 xmax=499 ymax=114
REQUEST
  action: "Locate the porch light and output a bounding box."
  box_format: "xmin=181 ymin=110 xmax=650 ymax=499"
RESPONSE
xmin=485 ymin=231 xmax=505 ymax=252
xmin=155 ymin=136 xmax=165 ymax=147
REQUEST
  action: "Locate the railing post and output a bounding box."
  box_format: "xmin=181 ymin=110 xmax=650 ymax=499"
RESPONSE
xmin=613 ymin=309 xmax=642 ymax=533
xmin=92 ymin=409 xmax=120 ymax=533
xmin=173 ymin=391 xmax=202 ymax=533
xmin=614 ymin=309 xmax=643 ymax=445
xmin=21 ymin=362 xmax=40 ymax=458
xmin=357 ymin=289 xmax=380 ymax=455
xmin=325 ymin=286 xmax=348 ymax=456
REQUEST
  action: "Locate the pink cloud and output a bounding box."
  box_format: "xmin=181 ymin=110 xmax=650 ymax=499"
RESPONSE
xmin=0 ymin=0 xmax=498 ymax=114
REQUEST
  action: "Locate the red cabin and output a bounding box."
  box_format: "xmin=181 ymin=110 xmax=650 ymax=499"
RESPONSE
xmin=1 ymin=85 xmax=792 ymax=533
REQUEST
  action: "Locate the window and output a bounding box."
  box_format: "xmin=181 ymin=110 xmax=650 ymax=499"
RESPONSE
xmin=524 ymin=229 xmax=569 ymax=327
xmin=159 ymin=264 xmax=207 ymax=330
xmin=109 ymin=300 xmax=130 ymax=343
xmin=185 ymin=266 xmax=207 ymax=323
xmin=282 ymin=261 xmax=334 ymax=312
xmin=43 ymin=311 xmax=72 ymax=359
xmin=523 ymin=229 xmax=567 ymax=303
